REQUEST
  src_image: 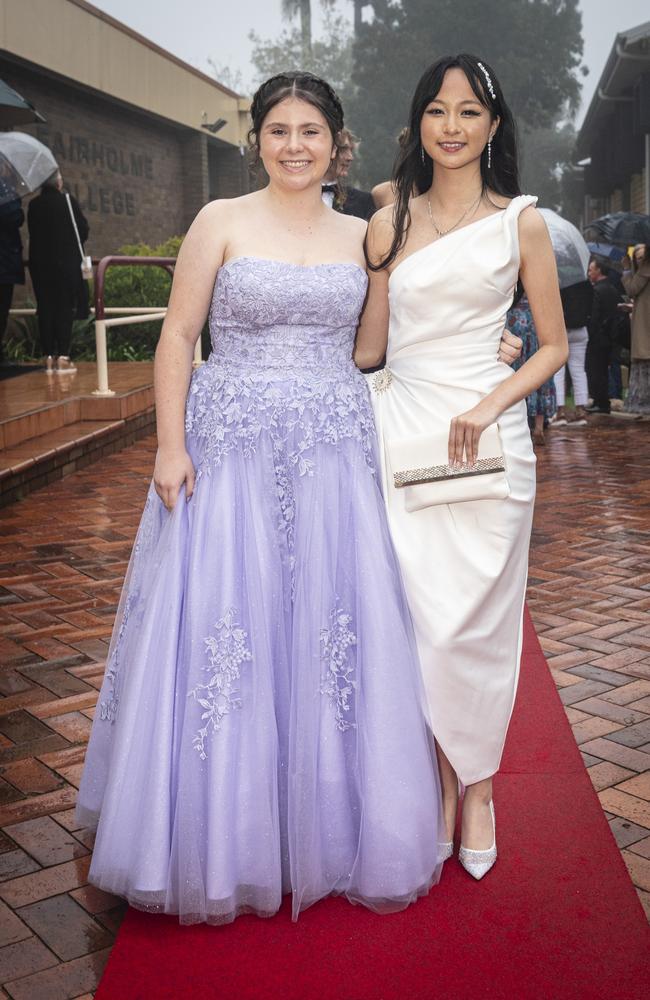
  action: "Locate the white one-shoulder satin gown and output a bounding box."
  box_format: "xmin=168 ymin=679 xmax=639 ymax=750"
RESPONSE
xmin=368 ymin=195 xmax=538 ymax=786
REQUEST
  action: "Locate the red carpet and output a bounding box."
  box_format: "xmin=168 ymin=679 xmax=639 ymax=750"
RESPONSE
xmin=96 ymin=612 xmax=650 ymax=999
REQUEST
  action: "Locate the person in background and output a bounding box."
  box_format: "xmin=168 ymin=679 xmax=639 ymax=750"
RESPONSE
xmin=606 ymin=264 xmax=625 ymax=296
xmin=608 ymin=356 xmax=624 ymax=410
xmin=0 ymin=165 xmax=25 ymax=365
xmin=605 ymin=267 xmax=626 ymax=410
xmin=27 ymin=170 xmax=89 ymax=374
xmin=506 ymin=292 xmax=556 ymax=444
xmin=585 ymin=257 xmax=620 ymax=415
xmin=321 ymin=128 xmax=375 ymax=221
xmin=622 ymin=244 xmax=650 ymax=414
xmin=371 ymin=178 xmax=396 ymax=210
xmin=371 ymin=128 xmax=410 ymax=209
xmin=552 ymin=277 xmax=592 ymax=426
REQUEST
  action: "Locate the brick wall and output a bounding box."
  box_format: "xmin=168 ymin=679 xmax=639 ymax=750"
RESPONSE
xmin=181 ymin=133 xmax=209 ymax=232
xmin=3 ymin=60 xmax=247 ymax=262
xmin=630 ymin=171 xmax=647 ymax=214
xmin=609 ymin=188 xmax=624 ymax=213
xmin=208 ymin=143 xmax=248 ymax=201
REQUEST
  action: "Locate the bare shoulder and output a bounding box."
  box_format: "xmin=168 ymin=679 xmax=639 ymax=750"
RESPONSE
xmin=193 ymin=192 xmax=259 ymax=227
xmin=187 ymin=198 xmax=233 ymax=239
xmin=517 ymin=203 xmax=550 ymax=242
xmin=176 ymin=200 xmax=245 ymax=278
xmin=518 ymin=203 xmax=555 ymax=279
xmin=371 ymin=180 xmax=394 ymax=208
xmin=371 ymin=203 xmax=396 ymax=227
xmin=487 ymin=192 xmax=538 ymax=219
xmin=186 ymin=195 xmax=263 ymax=261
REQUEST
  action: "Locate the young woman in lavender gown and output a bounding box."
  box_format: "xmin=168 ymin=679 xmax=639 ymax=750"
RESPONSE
xmin=76 ymin=72 xmax=451 ymax=925
xmin=355 ymin=55 xmax=568 ymax=880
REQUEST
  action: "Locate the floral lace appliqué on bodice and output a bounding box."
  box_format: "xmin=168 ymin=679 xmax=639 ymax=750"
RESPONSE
xmin=185 ymin=258 xmax=376 ymax=478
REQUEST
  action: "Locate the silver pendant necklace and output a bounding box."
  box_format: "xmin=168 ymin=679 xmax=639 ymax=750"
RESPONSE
xmin=427 ymin=191 xmax=483 ymax=238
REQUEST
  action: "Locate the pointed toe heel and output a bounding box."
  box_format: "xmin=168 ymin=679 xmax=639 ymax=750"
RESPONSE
xmin=459 ymin=800 xmax=497 ymax=880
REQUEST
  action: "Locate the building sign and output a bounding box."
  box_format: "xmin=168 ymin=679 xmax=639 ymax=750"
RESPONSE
xmin=34 ymin=125 xmax=155 ymax=217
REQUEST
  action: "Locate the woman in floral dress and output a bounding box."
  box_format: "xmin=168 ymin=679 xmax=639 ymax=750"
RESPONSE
xmin=506 ymin=293 xmax=556 ymax=444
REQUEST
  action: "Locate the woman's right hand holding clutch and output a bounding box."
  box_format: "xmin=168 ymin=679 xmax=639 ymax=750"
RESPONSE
xmin=153 ymin=447 xmax=196 ymax=511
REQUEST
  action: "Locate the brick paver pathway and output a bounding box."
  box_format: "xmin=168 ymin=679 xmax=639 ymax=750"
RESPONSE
xmin=528 ymin=416 xmax=650 ymax=921
xmin=0 ymin=419 xmax=649 ymax=996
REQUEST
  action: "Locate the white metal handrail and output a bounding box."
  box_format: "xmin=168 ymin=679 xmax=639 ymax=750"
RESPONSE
xmin=94 ymin=312 xmax=166 ymax=396
xmin=94 ymin=311 xmax=203 ymax=396
xmin=8 ymin=305 xmax=203 ymax=396
xmin=9 ymin=307 xmax=169 ymax=316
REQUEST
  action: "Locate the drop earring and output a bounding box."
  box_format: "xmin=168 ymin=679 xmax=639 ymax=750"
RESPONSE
xmin=487 ymin=137 xmax=492 ymax=169
xmin=421 ymin=145 xmax=426 ymax=165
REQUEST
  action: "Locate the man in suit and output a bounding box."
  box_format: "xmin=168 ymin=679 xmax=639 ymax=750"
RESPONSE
xmin=585 ymin=258 xmax=621 ymax=415
xmin=321 ymin=129 xmax=375 ymax=222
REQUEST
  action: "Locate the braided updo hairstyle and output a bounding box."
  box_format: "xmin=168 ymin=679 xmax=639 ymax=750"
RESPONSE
xmin=248 ymin=72 xmax=344 ymax=162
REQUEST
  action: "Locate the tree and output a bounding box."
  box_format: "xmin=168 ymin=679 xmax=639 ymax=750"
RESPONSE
xmin=207 ymin=59 xmax=245 ymax=94
xmin=349 ymin=1 xmax=373 ymax=34
xmin=519 ymin=117 xmax=580 ymax=219
xmin=281 ymin=0 xmax=313 ymax=61
xmin=250 ymin=4 xmax=354 ymax=98
xmin=348 ymin=0 xmax=584 ymax=187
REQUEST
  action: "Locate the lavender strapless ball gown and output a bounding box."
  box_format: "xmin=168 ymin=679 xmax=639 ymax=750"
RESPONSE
xmin=76 ymin=257 xmax=444 ymax=925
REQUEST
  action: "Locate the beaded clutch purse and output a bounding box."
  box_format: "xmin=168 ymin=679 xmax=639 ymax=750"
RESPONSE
xmin=387 ymin=423 xmax=510 ymax=512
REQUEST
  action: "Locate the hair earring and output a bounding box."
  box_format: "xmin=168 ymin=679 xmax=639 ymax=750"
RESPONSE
xmin=487 ymin=138 xmax=492 ymax=169
xmin=421 ymin=145 xmax=426 ymax=165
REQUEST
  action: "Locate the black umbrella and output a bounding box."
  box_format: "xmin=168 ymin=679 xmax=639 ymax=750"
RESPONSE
xmin=0 ymin=78 xmax=46 ymax=127
xmin=584 ymin=212 xmax=650 ymax=248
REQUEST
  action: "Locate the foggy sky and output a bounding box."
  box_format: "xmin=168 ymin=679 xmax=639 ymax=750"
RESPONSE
xmin=92 ymin=0 xmax=650 ymax=126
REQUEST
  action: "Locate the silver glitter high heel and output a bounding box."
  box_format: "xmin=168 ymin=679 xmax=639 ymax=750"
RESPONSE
xmin=459 ymin=800 xmax=497 ymax=880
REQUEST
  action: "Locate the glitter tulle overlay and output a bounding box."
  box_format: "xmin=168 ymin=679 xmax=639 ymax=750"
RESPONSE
xmin=76 ymin=257 xmax=444 ymax=925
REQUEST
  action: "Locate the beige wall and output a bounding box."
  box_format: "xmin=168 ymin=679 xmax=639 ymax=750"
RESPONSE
xmin=0 ymin=0 xmax=249 ymax=149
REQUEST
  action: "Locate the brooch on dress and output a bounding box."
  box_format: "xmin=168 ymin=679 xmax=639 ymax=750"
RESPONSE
xmin=372 ymin=368 xmax=393 ymax=393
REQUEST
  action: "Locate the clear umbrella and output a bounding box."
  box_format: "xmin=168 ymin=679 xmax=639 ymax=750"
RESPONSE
xmin=0 ymin=131 xmax=57 ymax=206
xmin=538 ymin=208 xmax=590 ymax=288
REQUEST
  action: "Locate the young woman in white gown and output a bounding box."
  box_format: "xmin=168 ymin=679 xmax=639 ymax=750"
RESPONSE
xmin=355 ymin=55 xmax=568 ymax=879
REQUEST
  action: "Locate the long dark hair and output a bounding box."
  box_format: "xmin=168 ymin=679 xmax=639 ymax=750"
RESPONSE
xmin=248 ymin=71 xmax=344 ymax=162
xmin=374 ymin=54 xmax=520 ymax=270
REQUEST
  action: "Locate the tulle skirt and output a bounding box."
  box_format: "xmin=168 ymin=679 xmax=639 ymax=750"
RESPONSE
xmin=76 ymin=364 xmax=444 ymax=924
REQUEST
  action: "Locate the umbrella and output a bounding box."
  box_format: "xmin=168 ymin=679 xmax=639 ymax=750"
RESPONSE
xmin=0 ymin=78 xmax=46 ymax=127
xmin=0 ymin=132 xmax=57 ymax=206
xmin=584 ymin=212 xmax=650 ymax=247
xmin=586 ymin=241 xmax=626 ymax=263
xmin=538 ymin=208 xmax=590 ymax=288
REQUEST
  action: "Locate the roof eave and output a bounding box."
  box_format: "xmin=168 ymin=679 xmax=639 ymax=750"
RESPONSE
xmin=577 ymin=20 xmax=650 ymax=157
